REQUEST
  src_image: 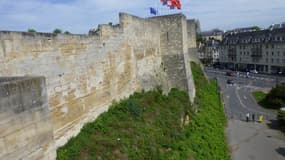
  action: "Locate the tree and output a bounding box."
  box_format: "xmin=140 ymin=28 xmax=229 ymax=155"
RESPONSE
xmin=262 ymin=84 xmax=285 ymax=109
xmin=64 ymin=31 xmax=71 ymax=35
xmin=196 ymin=34 xmax=204 ymax=44
xmin=53 ymin=28 xmax=62 ymax=34
xmin=27 ymin=29 xmax=36 ymax=33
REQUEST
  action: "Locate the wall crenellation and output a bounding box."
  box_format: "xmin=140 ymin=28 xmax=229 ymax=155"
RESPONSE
xmin=0 ymin=12 xmax=198 ymax=160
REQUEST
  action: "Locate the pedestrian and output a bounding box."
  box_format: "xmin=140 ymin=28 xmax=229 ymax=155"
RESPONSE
xmin=246 ymin=113 xmax=250 ymax=122
xmin=252 ymin=113 xmax=255 ymax=122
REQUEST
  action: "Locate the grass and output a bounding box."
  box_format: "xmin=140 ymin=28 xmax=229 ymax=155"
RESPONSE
xmin=57 ymin=88 xmax=193 ymax=160
xmin=252 ymin=91 xmax=267 ymax=103
xmin=57 ymin=62 xmax=230 ymax=160
xmin=187 ymin=62 xmax=230 ymax=160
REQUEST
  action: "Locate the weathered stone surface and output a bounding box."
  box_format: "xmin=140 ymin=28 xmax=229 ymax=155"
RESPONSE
xmin=0 ymin=12 xmax=198 ymax=160
xmin=0 ymin=77 xmax=54 ymax=160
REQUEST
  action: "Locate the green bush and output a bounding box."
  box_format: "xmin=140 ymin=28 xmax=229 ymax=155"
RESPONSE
xmin=64 ymin=31 xmax=71 ymax=35
xmin=53 ymin=28 xmax=62 ymax=34
xmin=27 ymin=29 xmax=36 ymax=33
xmin=277 ymin=109 xmax=285 ymax=132
xmin=262 ymin=84 xmax=285 ymax=109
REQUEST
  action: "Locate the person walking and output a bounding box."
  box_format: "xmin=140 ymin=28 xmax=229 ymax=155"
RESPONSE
xmin=246 ymin=113 xmax=250 ymax=122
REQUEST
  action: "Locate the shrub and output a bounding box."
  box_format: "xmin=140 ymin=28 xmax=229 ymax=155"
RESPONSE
xmin=64 ymin=31 xmax=71 ymax=35
xmin=27 ymin=29 xmax=36 ymax=33
xmin=53 ymin=28 xmax=62 ymax=34
xmin=277 ymin=109 xmax=285 ymax=132
xmin=262 ymin=84 xmax=285 ymax=109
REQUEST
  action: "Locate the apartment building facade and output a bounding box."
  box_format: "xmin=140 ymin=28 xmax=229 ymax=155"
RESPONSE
xmin=198 ymin=39 xmax=220 ymax=64
xmin=219 ymin=24 xmax=285 ymax=74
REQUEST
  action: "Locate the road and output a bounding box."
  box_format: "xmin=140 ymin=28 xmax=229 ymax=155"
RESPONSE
xmin=205 ymin=68 xmax=285 ymax=160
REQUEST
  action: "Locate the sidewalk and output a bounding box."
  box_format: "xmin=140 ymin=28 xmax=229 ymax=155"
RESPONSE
xmin=226 ymin=120 xmax=285 ymax=160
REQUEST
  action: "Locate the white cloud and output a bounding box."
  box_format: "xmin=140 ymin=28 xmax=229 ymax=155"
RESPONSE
xmin=0 ymin=0 xmax=284 ymax=33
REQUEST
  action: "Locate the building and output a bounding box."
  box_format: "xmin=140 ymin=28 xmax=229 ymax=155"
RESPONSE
xmin=198 ymin=38 xmax=220 ymax=64
xmin=219 ymin=23 xmax=285 ymax=74
xmin=201 ymin=29 xmax=224 ymax=41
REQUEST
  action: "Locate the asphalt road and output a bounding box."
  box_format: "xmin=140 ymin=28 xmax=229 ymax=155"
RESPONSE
xmin=205 ymin=68 xmax=285 ymax=160
xmin=206 ymin=68 xmax=277 ymax=120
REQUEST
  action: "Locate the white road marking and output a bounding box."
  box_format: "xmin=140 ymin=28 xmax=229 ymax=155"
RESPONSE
xmin=235 ymin=87 xmax=273 ymax=117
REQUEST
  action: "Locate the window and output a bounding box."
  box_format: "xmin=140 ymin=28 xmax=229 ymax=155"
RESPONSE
xmin=271 ymin=58 xmax=274 ymax=63
xmin=277 ymin=51 xmax=280 ymax=56
xmin=266 ymin=44 xmax=269 ymax=49
xmin=272 ymin=44 xmax=274 ymax=49
xmin=266 ymin=51 xmax=269 ymax=56
xmin=283 ymin=51 xmax=285 ymax=56
xmin=277 ymin=59 xmax=280 ymax=63
xmin=283 ymin=59 xmax=285 ymax=64
xmin=266 ymin=58 xmax=268 ymax=63
xmin=272 ymin=52 xmax=274 ymax=56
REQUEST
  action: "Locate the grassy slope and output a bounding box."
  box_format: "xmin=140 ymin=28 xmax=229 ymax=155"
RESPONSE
xmin=57 ymin=88 xmax=192 ymax=160
xmin=57 ymin=62 xmax=230 ymax=160
xmin=186 ymin=62 xmax=230 ymax=160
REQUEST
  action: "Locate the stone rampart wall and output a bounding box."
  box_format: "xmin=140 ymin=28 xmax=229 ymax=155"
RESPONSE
xmin=0 ymin=77 xmax=54 ymax=160
xmin=0 ymin=12 xmax=198 ymax=160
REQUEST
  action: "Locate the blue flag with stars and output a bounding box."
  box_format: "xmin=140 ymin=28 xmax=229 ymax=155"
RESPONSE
xmin=150 ymin=7 xmax=158 ymax=15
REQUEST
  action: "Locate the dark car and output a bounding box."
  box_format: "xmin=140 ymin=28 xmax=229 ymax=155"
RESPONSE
xmin=226 ymin=71 xmax=236 ymax=77
xmin=227 ymin=79 xmax=234 ymax=85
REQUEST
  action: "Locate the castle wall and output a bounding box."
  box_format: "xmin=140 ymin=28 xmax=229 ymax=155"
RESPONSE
xmin=187 ymin=19 xmax=198 ymax=49
xmin=149 ymin=14 xmax=196 ymax=101
xmin=0 ymin=13 xmax=196 ymax=160
xmin=0 ymin=77 xmax=54 ymax=160
xmin=0 ymin=12 xmax=164 ymax=153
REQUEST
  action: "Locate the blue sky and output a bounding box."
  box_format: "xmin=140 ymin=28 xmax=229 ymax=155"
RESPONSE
xmin=0 ymin=0 xmax=284 ymax=34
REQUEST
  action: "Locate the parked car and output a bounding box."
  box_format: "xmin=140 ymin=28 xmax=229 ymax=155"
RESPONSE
xmin=250 ymin=69 xmax=258 ymax=74
xmin=277 ymin=71 xmax=285 ymax=76
xmin=226 ymin=71 xmax=236 ymax=77
xmin=227 ymin=79 xmax=234 ymax=85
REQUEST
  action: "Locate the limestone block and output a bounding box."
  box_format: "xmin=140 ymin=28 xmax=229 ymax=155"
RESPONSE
xmin=4 ymin=123 xmax=36 ymax=154
xmin=0 ymin=138 xmax=6 ymax=157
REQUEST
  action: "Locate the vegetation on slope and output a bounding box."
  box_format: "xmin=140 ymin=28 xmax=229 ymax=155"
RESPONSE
xmin=57 ymin=88 xmax=193 ymax=160
xmin=57 ymin=62 xmax=229 ymax=160
xmin=187 ymin=62 xmax=230 ymax=160
xmin=278 ymin=109 xmax=285 ymax=132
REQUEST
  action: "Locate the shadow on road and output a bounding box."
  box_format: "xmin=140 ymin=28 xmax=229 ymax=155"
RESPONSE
xmin=276 ymin=147 xmax=285 ymax=157
xmin=266 ymin=120 xmax=281 ymax=131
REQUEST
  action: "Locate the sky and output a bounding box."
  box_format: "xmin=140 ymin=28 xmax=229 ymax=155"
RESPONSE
xmin=0 ymin=0 xmax=284 ymax=34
